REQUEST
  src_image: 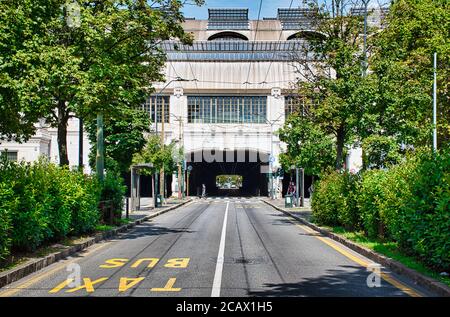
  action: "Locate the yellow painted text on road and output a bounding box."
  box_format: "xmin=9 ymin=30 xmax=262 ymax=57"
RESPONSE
xmin=119 ymin=277 xmax=145 ymax=292
xmin=150 ymin=278 xmax=181 ymax=292
xmin=98 ymin=257 xmax=189 ymax=269
xmin=49 ymin=279 xmax=74 ymax=294
xmin=164 ymin=258 xmax=190 ymax=268
xmin=66 ymin=277 xmax=108 ymax=293
xmin=99 ymin=258 xmax=129 ymax=268
xmin=131 ymin=258 xmax=159 ymax=269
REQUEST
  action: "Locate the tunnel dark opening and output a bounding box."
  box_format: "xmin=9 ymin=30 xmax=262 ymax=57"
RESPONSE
xmin=187 ymin=150 xmax=269 ymax=197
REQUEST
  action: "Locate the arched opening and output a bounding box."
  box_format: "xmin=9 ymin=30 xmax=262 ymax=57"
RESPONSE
xmin=185 ymin=149 xmax=269 ymax=197
xmin=208 ymin=31 xmax=249 ymax=41
xmin=287 ymin=30 xmax=327 ymax=41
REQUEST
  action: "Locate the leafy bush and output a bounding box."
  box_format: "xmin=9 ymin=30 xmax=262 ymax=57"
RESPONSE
xmin=311 ymin=148 xmax=450 ymax=271
xmin=399 ymin=150 xmax=450 ymax=270
xmin=66 ymin=172 xmax=101 ymax=235
xmin=357 ymin=169 xmax=387 ymax=238
xmin=338 ymin=172 xmax=362 ymax=231
xmin=100 ymin=172 xmax=126 ymax=222
xmin=311 ymin=170 xmax=345 ymax=226
xmin=312 ymin=171 xmax=361 ymax=230
xmin=0 ymin=158 xmax=102 ymax=252
xmin=0 ymin=182 xmax=14 ymax=261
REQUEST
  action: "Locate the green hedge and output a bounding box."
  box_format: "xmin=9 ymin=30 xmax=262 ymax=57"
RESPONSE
xmin=0 ymin=158 xmax=108 ymax=257
xmin=100 ymin=171 xmax=126 ymax=222
xmin=311 ymin=170 xmax=361 ymax=230
xmin=312 ymin=149 xmax=450 ymax=271
xmin=0 ymin=182 xmax=14 ymax=261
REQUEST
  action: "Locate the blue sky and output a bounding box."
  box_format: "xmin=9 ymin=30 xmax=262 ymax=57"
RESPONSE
xmin=182 ymin=0 xmax=304 ymax=20
xmin=181 ymin=0 xmax=390 ymax=19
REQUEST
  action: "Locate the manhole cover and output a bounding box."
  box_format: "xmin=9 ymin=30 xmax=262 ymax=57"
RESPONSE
xmin=211 ymin=256 xmax=268 ymax=265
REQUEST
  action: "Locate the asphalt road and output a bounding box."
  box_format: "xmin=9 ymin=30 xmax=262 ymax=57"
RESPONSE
xmin=0 ymin=198 xmax=436 ymax=297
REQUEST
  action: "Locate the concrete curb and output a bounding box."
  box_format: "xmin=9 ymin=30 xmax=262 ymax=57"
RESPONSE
xmin=0 ymin=198 xmax=194 ymax=289
xmin=261 ymin=199 xmax=450 ymax=297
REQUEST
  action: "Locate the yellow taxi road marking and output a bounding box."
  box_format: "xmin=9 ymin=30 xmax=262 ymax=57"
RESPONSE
xmin=150 ymin=278 xmax=181 ymax=292
xmin=0 ymin=242 xmax=110 ymax=297
xmin=65 ymin=277 xmax=108 ymax=293
xmin=48 ymin=276 xmax=180 ymax=293
xmin=48 ymin=278 xmax=74 ymax=294
xmin=289 ymin=220 xmax=423 ymax=297
xmin=119 ymin=277 xmax=145 ymax=292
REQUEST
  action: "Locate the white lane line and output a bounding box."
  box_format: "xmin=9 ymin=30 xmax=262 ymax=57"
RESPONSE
xmin=211 ymin=201 xmax=229 ymax=297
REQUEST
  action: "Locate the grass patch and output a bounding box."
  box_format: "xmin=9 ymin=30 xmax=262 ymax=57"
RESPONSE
xmin=326 ymin=225 xmax=450 ymax=287
xmin=95 ymin=224 xmax=114 ymax=232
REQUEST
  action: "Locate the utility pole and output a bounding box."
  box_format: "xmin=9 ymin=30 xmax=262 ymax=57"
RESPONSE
xmin=295 ymin=167 xmax=299 ymax=207
xmin=362 ymin=0 xmax=370 ymax=77
xmin=96 ymin=114 xmax=104 ymax=181
xmin=78 ymin=117 xmax=83 ymax=172
xmin=300 ymin=168 xmax=305 ymax=207
xmin=151 ymin=77 xmax=190 ymax=207
xmin=177 ymin=116 xmax=183 ymax=199
xmin=433 ymin=52 xmax=438 ymax=152
xmin=160 ymin=97 xmax=165 ymax=202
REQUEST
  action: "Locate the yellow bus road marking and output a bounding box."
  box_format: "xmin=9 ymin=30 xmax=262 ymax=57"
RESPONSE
xmin=0 ymin=242 xmax=110 ymax=297
xmin=151 ymin=278 xmax=181 ymax=292
xmin=98 ymin=257 xmax=190 ymax=269
xmin=290 ymin=220 xmax=423 ymax=297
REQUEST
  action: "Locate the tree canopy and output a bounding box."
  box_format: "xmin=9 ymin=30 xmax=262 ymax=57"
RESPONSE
xmin=0 ymin=0 xmax=203 ymax=166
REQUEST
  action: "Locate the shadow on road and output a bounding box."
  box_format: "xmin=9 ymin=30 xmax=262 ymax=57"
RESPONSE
xmin=247 ymin=266 xmax=407 ymax=297
xmin=115 ymin=222 xmax=195 ymax=240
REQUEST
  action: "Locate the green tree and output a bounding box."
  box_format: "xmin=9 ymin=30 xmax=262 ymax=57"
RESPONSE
xmin=289 ymin=0 xmax=373 ymax=169
xmin=278 ymin=112 xmax=335 ymax=176
xmin=0 ymin=0 xmax=203 ymax=165
xmin=85 ymin=107 xmax=150 ymax=173
xmin=132 ymin=135 xmax=178 ymax=176
xmin=369 ymin=0 xmax=450 ymax=149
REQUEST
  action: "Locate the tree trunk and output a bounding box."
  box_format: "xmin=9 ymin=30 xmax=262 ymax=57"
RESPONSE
xmin=57 ymin=101 xmax=70 ymax=166
xmin=335 ymin=126 xmax=345 ymax=170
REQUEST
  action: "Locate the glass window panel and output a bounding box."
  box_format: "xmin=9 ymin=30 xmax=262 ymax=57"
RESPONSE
xmin=186 ymin=96 xmax=267 ymax=124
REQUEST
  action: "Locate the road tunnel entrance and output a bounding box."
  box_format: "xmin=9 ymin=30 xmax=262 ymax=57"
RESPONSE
xmin=186 ymin=149 xmax=269 ymax=197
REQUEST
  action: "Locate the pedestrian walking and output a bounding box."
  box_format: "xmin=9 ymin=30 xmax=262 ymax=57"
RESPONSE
xmin=201 ymin=183 xmax=206 ymax=199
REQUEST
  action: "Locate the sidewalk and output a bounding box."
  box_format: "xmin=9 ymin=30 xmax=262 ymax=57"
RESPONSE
xmin=261 ymin=197 xmax=313 ymax=222
xmin=121 ymin=197 xmax=192 ymax=221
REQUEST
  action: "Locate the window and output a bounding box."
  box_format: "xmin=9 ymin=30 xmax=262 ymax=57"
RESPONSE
xmin=187 ymin=96 xmax=267 ymax=124
xmin=208 ymin=32 xmax=248 ymax=41
xmin=207 ymin=8 xmax=249 ymax=30
xmin=143 ymin=96 xmax=169 ymax=123
xmin=285 ymin=95 xmax=318 ymax=117
xmin=1 ymin=150 xmax=18 ymax=162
